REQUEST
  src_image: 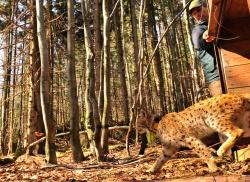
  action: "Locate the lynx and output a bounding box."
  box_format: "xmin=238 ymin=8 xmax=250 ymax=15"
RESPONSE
xmin=137 ymin=94 xmax=250 ymax=173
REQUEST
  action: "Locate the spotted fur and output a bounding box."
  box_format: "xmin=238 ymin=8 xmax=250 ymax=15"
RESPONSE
xmin=137 ymin=94 xmax=250 ymax=173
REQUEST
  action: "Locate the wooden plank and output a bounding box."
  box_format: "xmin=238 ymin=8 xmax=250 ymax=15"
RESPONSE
xmin=220 ymin=48 xmax=250 ymax=67
xmin=228 ymin=87 xmax=250 ymax=94
xmin=224 ymin=64 xmax=250 ymax=88
xmin=218 ymin=18 xmax=250 ymax=93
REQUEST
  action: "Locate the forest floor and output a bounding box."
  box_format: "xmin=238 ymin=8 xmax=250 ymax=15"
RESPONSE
xmin=0 ymin=140 xmax=250 ymax=182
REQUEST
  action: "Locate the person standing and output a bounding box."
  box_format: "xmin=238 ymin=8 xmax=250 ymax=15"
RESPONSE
xmin=189 ymin=0 xmax=222 ymax=96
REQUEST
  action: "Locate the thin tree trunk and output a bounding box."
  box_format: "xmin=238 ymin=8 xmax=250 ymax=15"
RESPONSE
xmin=146 ymin=0 xmax=166 ymax=112
xmin=183 ymin=0 xmax=195 ymax=60
xmin=36 ymin=0 xmax=57 ymax=164
xmin=175 ymin=24 xmax=188 ymax=108
xmin=101 ymin=0 xmax=111 ymax=154
xmin=113 ymin=0 xmax=129 ymax=126
xmin=8 ymin=14 xmax=18 ymax=154
xmin=81 ymin=0 xmax=103 ymax=161
xmin=126 ymin=0 xmax=146 ymax=156
xmin=47 ymin=0 xmax=54 ymax=115
xmin=26 ymin=0 xmax=44 ymax=155
xmin=93 ymin=0 xmax=102 ymax=99
xmin=179 ymin=19 xmax=194 ymax=105
xmin=183 ymin=0 xmax=198 ymax=102
xmin=129 ymin=0 xmax=140 ymax=83
xmin=168 ymin=0 xmax=184 ymax=111
xmin=1 ymin=22 xmax=12 ymax=156
xmin=67 ymin=0 xmax=84 ymax=162
xmin=16 ymin=46 xmax=25 ymax=154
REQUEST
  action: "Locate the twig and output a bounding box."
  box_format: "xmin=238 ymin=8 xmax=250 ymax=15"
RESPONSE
xmin=108 ymin=126 xmax=129 ymax=131
xmin=126 ymin=0 xmax=194 ymax=157
xmin=144 ymin=0 xmax=193 ymax=79
xmin=26 ymin=126 xmax=129 ymax=151
xmin=41 ymin=152 xmax=155 ymax=171
xmin=109 ymin=0 xmax=120 ymax=18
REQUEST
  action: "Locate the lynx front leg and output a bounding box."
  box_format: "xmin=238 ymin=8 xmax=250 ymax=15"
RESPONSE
xmin=208 ymin=117 xmax=245 ymax=157
xmin=147 ymin=144 xmax=178 ymax=173
xmin=217 ymin=128 xmax=244 ymax=157
xmin=185 ymin=136 xmax=218 ymax=172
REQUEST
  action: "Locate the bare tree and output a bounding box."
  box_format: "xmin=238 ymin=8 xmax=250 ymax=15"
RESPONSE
xmin=146 ymin=0 xmax=166 ymax=112
xmin=26 ymin=0 xmax=44 ymax=155
xmin=113 ymin=0 xmax=129 ymax=125
xmin=0 ymin=0 xmax=14 ymax=155
xmin=93 ymin=0 xmax=102 ymax=99
xmin=101 ymin=0 xmax=111 ymax=153
xmin=81 ymin=0 xmax=103 ymax=161
xmin=67 ymin=0 xmax=85 ymax=162
xmin=36 ymin=0 xmax=57 ymax=164
xmin=129 ymin=0 xmax=140 ymax=83
xmin=126 ymin=0 xmax=146 ymax=156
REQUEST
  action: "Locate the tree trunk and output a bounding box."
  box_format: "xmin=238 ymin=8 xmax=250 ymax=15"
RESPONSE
xmin=67 ymin=0 xmax=85 ymax=162
xmin=113 ymin=0 xmax=129 ymax=126
xmin=101 ymin=0 xmax=111 ymax=154
xmin=93 ymin=0 xmax=102 ymax=99
xmin=1 ymin=12 xmax=12 ymax=155
xmin=8 ymin=11 xmax=18 ymax=154
xmin=47 ymin=0 xmax=54 ymax=115
xmin=36 ymin=0 xmax=57 ymax=164
xmin=183 ymin=0 xmax=200 ymax=102
xmin=129 ymin=0 xmax=140 ymax=83
xmin=81 ymin=0 xmax=103 ymax=161
xmin=26 ymin=0 xmax=44 ymax=155
xmin=183 ymin=0 xmax=195 ymax=60
xmin=146 ymin=0 xmax=166 ymax=112
xmin=126 ymin=0 xmax=146 ymax=156
xmin=168 ymin=0 xmax=184 ymax=111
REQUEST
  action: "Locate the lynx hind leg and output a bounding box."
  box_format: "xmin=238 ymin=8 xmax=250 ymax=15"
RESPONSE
xmin=185 ymin=136 xmax=218 ymax=172
xmin=147 ymin=144 xmax=178 ymax=173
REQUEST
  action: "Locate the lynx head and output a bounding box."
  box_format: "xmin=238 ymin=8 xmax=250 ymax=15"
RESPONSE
xmin=137 ymin=110 xmax=160 ymax=134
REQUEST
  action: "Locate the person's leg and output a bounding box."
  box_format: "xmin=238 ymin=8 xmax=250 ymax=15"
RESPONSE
xmin=208 ymin=80 xmax=222 ymax=96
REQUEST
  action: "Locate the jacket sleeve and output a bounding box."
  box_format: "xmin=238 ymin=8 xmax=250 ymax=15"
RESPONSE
xmin=192 ymin=24 xmax=213 ymax=51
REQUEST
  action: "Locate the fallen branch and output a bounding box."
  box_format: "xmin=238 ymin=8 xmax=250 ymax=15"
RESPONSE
xmin=23 ymin=127 xmax=124 ymax=155
xmin=108 ymin=126 xmax=129 ymax=131
xmin=41 ymin=152 xmax=156 ymax=170
xmin=0 ymin=157 xmax=15 ymax=165
xmin=27 ymin=126 xmax=129 ymax=151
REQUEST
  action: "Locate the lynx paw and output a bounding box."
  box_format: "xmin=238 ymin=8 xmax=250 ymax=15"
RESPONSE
xmin=208 ymin=165 xmax=219 ymax=173
xmin=146 ymin=167 xmax=158 ymax=174
xmin=207 ymin=158 xmax=219 ymax=173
